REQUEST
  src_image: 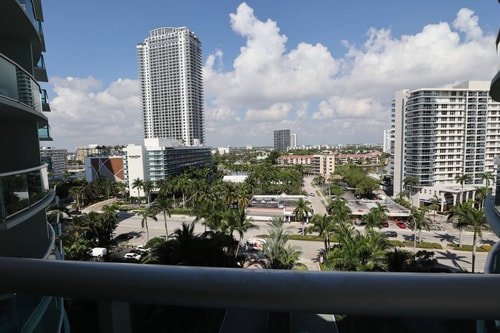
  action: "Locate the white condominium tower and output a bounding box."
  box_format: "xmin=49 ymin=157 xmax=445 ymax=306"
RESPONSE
xmin=137 ymin=27 xmax=204 ymax=146
xmin=391 ymin=81 xmax=500 ymax=200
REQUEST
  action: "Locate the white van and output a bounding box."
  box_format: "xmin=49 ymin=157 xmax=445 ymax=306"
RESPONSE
xmin=87 ymin=247 xmax=108 ymax=257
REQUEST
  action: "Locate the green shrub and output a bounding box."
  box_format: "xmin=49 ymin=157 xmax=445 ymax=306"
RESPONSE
xmin=400 ymin=241 xmax=442 ymax=249
xmin=448 ymin=244 xmax=490 ymax=252
xmin=289 ymin=234 xmax=323 ymax=242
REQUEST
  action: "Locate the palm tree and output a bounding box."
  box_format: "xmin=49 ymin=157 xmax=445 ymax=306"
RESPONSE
xmin=478 ymin=171 xmax=494 ymax=189
xmin=455 ymin=173 xmax=471 ymax=204
xmin=475 ymin=186 xmax=489 ymax=209
xmin=152 ymin=194 xmax=173 ymax=237
xmin=262 ymin=217 xmax=303 ymax=270
xmin=327 ymin=224 xmax=389 ymax=271
xmin=408 ymin=207 xmax=431 ymax=249
xmin=428 ymin=195 xmax=441 ymax=224
xmin=136 ymin=207 xmax=158 ymax=242
xmin=225 ymin=207 xmax=259 ymax=257
xmin=327 ymin=198 xmax=352 ymax=224
xmin=447 ymin=201 xmax=473 ymax=248
xmin=132 ymin=178 xmax=144 ymax=205
xmin=468 ymin=207 xmax=487 ymax=273
xmin=361 ymin=202 xmax=388 ymax=231
xmin=447 ymin=200 xmax=486 ymax=272
xmin=143 ymin=180 xmax=155 ymax=205
xmin=69 ymin=185 xmax=85 ymax=211
xmin=170 ymin=221 xmax=199 ymax=265
xmin=309 ymin=214 xmax=334 ymax=253
xmin=403 ymin=176 xmax=420 ymax=208
xmin=293 ymin=198 xmax=311 ymax=236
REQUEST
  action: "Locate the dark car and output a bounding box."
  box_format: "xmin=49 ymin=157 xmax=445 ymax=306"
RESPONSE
xmin=114 ymin=233 xmax=134 ymax=242
xmin=385 ymin=231 xmax=398 ymax=237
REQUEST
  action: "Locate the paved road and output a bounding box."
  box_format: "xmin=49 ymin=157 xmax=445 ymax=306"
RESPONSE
xmin=86 ymin=184 xmax=498 ymax=272
xmin=303 ymin=176 xmax=327 ymax=216
xmin=113 ymin=212 xmax=494 ymax=272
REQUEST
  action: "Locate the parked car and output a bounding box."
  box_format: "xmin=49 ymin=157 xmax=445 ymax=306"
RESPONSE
xmin=245 ymin=238 xmax=266 ymax=251
xmin=124 ymin=252 xmax=142 ymax=261
xmin=385 ymin=231 xmax=398 ymax=237
xmin=396 ymin=222 xmax=407 ymax=229
xmin=382 ymin=222 xmax=389 ymax=228
xmin=114 ymin=233 xmax=134 ymax=242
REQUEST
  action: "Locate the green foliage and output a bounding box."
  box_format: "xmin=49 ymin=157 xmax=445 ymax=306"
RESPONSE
xmin=324 ymin=225 xmax=389 ymax=271
xmin=447 ymin=243 xmax=490 ymax=252
xmin=148 ymin=221 xmax=243 ymax=267
xmin=401 ymin=241 xmax=442 ymax=249
xmin=288 ymin=234 xmax=324 ymax=241
xmin=60 ymin=209 xmax=119 ymax=260
xmin=334 ymin=165 xmax=379 ymax=198
xmin=262 ymin=217 xmax=304 ymax=269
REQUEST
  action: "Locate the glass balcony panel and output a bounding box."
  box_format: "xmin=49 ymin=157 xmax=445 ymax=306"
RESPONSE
xmin=0 ymin=165 xmax=49 ymax=218
xmin=38 ymin=125 xmax=52 ymax=141
xmin=0 ymin=54 xmax=43 ymax=113
xmin=17 ymin=0 xmax=35 ymax=26
xmin=0 ymin=56 xmax=19 ymax=100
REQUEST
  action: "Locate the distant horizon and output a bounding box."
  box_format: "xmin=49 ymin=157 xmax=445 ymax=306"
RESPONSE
xmin=42 ymin=142 xmax=384 ymax=153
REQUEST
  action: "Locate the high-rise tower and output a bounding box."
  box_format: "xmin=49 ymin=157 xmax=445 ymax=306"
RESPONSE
xmin=390 ymin=81 xmax=500 ymax=207
xmin=137 ymin=27 xmax=204 ymax=146
xmin=274 ymin=129 xmax=291 ymax=152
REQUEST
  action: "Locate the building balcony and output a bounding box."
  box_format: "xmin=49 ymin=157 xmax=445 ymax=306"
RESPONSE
xmin=0 ymin=164 xmax=52 ymax=227
xmin=41 ymin=89 xmax=50 ymax=111
xmin=0 ymin=53 xmax=44 ymax=116
xmin=0 ymin=2 xmax=43 ymax=56
xmin=34 ymin=54 xmax=48 ymax=82
xmin=490 ymin=70 xmax=500 ymax=102
xmin=38 ymin=123 xmax=52 ymax=141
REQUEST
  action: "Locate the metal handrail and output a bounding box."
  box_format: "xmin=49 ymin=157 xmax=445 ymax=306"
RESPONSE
xmin=0 ymin=163 xmax=47 ymax=178
xmin=0 ymin=257 xmax=500 ymax=319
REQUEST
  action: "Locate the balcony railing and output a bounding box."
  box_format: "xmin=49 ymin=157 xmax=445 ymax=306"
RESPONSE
xmin=0 ymin=164 xmax=50 ymax=220
xmin=0 ymin=53 xmax=43 ymax=113
xmin=0 ymin=257 xmax=499 ymax=332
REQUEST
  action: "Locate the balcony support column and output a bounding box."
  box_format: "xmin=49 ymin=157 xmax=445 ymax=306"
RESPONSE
xmin=98 ymin=301 xmax=132 ymax=333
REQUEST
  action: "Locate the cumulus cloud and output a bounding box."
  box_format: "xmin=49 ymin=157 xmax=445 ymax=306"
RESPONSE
xmin=203 ymin=3 xmax=496 ymax=146
xmin=47 ymin=76 xmax=142 ymax=149
xmin=47 ymin=3 xmax=497 ymax=149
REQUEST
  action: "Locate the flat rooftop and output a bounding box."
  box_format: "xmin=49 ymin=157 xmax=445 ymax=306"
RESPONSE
xmin=347 ymin=199 xmax=410 ymax=218
xmin=246 ymin=194 xmax=309 ymax=220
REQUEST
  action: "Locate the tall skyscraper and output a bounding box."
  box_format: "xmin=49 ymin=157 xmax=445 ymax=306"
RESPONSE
xmin=390 ymin=81 xmax=500 ymax=207
xmin=274 ymin=129 xmax=291 ymax=151
xmin=137 ymin=27 xmax=204 ymax=146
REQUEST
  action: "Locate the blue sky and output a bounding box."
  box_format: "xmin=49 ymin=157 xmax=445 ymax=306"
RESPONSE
xmin=41 ymin=1 xmax=500 ymax=150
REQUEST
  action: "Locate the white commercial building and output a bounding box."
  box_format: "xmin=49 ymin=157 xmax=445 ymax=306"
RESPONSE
xmin=390 ymin=81 xmax=500 ymax=209
xmin=124 ymin=139 xmax=212 ymax=197
xmin=137 ymin=27 xmax=204 ymax=146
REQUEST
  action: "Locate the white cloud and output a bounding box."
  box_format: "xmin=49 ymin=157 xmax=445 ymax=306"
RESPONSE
xmin=203 ymin=4 xmax=496 ymax=146
xmin=47 ymin=76 xmax=142 ymax=150
xmin=47 ymin=4 xmax=497 ymax=150
xmin=245 ymin=103 xmax=291 ymax=121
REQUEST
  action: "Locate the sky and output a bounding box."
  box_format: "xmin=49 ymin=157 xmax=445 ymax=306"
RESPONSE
xmin=41 ymin=1 xmax=500 ymax=151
